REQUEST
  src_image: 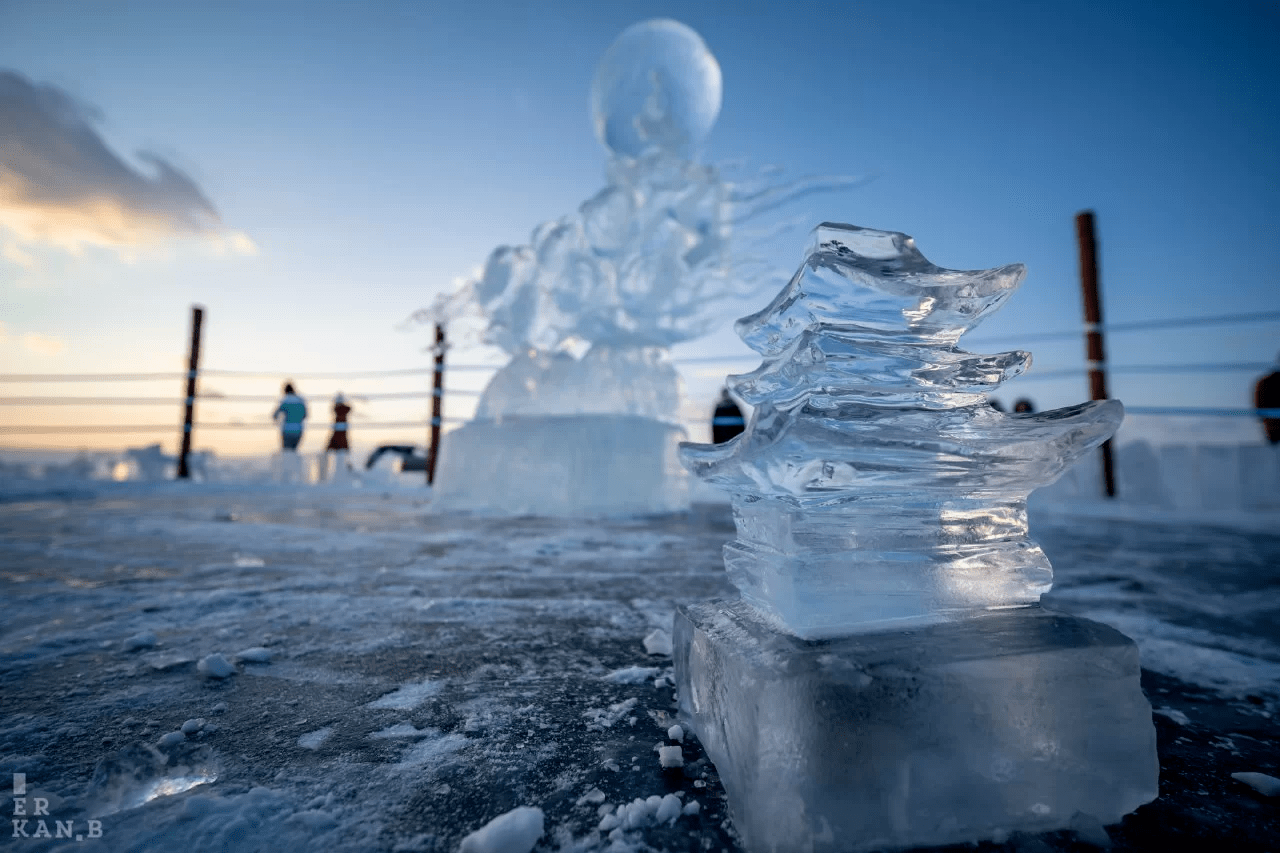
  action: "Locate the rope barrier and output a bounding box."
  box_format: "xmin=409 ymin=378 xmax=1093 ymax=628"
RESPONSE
xmin=0 ymin=419 xmax=471 ymax=435
xmin=0 ymin=389 xmax=480 ymax=405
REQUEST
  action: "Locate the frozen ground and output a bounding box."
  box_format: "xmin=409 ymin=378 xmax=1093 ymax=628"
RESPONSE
xmin=1 ymin=478 xmax=1277 ymax=852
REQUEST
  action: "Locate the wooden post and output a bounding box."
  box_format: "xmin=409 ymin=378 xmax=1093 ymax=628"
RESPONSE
xmin=425 ymin=323 xmax=445 ymax=485
xmin=176 ymin=305 xmax=204 ymax=480
xmin=1075 ymin=212 xmax=1117 ymax=498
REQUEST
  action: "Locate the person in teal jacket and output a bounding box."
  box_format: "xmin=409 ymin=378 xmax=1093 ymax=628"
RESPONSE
xmin=273 ymin=382 xmax=308 ymax=451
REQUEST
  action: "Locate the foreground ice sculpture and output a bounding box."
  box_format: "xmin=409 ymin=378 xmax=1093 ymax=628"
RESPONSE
xmin=674 ymin=223 xmax=1159 ymax=851
xmin=430 ymin=19 xmax=856 ymax=516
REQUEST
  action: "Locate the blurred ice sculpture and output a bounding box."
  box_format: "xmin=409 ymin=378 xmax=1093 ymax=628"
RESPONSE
xmin=431 ymin=20 xmax=859 ymax=515
xmin=673 ymin=223 xmax=1157 ymax=852
xmin=680 ymin=222 xmax=1124 ymax=637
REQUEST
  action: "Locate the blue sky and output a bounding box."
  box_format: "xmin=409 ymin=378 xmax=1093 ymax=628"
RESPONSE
xmin=2 ymin=0 xmax=1278 ymax=453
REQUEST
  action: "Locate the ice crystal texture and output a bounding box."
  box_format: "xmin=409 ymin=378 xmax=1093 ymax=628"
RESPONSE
xmin=680 ymin=223 xmax=1124 ymax=637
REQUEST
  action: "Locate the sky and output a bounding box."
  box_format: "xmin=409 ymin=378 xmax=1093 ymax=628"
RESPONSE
xmin=2 ymin=0 xmax=1279 ymax=457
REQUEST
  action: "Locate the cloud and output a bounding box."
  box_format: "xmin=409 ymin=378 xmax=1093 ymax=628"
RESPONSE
xmin=0 ymin=70 xmax=254 ymax=256
xmin=21 ymin=333 xmax=64 ymax=356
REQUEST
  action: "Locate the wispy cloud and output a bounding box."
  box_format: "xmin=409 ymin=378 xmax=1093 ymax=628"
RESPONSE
xmin=0 ymin=70 xmax=255 ymax=259
xmin=21 ymin=333 xmax=64 ymax=356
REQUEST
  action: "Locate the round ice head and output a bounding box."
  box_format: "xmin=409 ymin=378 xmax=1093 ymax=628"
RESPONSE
xmin=590 ymin=19 xmax=722 ymax=159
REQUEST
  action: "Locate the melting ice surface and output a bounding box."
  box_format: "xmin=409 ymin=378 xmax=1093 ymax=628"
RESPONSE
xmin=680 ymin=223 xmax=1124 ymax=637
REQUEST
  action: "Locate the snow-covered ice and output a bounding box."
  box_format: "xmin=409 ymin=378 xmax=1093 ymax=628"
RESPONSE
xmin=0 ymin=477 xmax=1276 ymax=850
xmin=458 ymin=805 xmax=544 ymax=853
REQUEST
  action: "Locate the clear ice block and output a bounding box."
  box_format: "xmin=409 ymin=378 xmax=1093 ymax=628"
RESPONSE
xmin=675 ymin=599 xmax=1159 ymax=852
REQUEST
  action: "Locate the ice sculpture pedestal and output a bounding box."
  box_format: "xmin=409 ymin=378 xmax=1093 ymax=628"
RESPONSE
xmin=675 ymin=599 xmax=1159 ymax=852
xmin=432 ymin=414 xmax=688 ymax=516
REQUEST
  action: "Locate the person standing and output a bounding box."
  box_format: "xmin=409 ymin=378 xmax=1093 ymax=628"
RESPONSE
xmin=273 ymin=382 xmax=308 ymax=451
xmin=326 ymin=392 xmax=353 ymax=474
xmin=712 ymin=387 xmax=745 ymax=444
xmin=1255 ymin=357 xmax=1280 ymax=445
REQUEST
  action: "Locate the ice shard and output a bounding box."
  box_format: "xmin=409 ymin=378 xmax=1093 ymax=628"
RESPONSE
xmin=674 ymin=223 xmax=1159 ymax=851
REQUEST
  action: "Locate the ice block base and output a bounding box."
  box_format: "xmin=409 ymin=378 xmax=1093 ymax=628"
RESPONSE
xmin=674 ymin=599 xmax=1159 ymax=852
xmin=432 ymin=414 xmax=688 ymax=516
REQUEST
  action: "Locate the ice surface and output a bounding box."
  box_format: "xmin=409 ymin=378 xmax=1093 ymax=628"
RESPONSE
xmin=680 ymin=223 xmax=1123 ymax=637
xmin=1231 ymin=772 xmax=1280 ymax=797
xmin=675 ymin=599 xmax=1159 ymax=851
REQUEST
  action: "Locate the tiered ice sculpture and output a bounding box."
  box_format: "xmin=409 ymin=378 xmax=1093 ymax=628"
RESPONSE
xmin=429 ymin=20 xmax=857 ymax=516
xmin=674 ymin=223 xmax=1159 ymax=851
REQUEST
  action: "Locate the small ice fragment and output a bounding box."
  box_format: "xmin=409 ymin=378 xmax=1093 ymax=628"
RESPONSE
xmin=1231 ymin=772 xmax=1280 ymax=797
xmin=682 ymin=800 xmax=701 ymax=816
xmin=1153 ymin=707 xmax=1190 ymax=726
xmin=458 ymin=805 xmax=544 ymax=853
xmin=297 ymin=727 xmax=333 ymax=750
xmin=211 ymin=702 xmax=228 ymax=714
xmin=658 ymin=745 xmax=684 ymax=768
xmin=197 ymin=654 xmax=235 ymax=679
xmin=157 ymin=731 xmax=185 ymax=748
xmin=576 ymin=788 xmax=606 ymax=806
xmin=597 ymin=812 xmax=620 ymax=831
xmin=1068 ymin=811 xmax=1112 ymax=847
xmin=693 ymin=780 xmax=705 ymax=788
xmin=643 ymin=628 xmax=673 ymax=656
xmin=235 ymin=647 xmax=272 ymax=663
xmin=1030 ymin=803 xmax=1051 ymax=816
xmin=667 ymin=724 xmax=684 ymax=742
xmin=233 ymin=554 xmax=265 ymax=568
xmin=602 ymin=760 xmax=620 ymax=772
xmin=603 ymin=666 xmax=659 ymax=684
xmin=655 ymin=793 xmax=682 ymax=825
xmin=180 ymin=718 xmax=206 ymax=734
xmin=123 ymin=631 xmax=157 ymax=651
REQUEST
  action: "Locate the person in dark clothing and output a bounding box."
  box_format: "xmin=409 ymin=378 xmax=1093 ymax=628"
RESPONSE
xmin=1256 ymin=360 xmax=1280 ymax=445
xmin=325 ymin=392 xmax=353 ymax=476
xmin=712 ymin=388 xmax=745 ymax=444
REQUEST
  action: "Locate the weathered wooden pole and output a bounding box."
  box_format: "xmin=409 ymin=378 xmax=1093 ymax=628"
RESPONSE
xmin=425 ymin=323 xmax=445 ymax=485
xmin=1075 ymin=211 xmax=1117 ymax=498
xmin=176 ymin=305 xmax=204 ymax=480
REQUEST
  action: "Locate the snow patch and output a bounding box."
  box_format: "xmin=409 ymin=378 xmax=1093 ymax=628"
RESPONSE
xmin=297 ymin=727 xmax=333 ymax=750
xmin=603 ymin=666 xmax=659 ymax=684
xmin=367 ymin=678 xmax=443 ymax=710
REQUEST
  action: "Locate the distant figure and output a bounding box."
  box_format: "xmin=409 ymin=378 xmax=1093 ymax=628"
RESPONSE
xmin=273 ymin=382 xmax=308 ymax=451
xmin=326 ymin=393 xmax=353 ymax=476
xmin=1256 ymin=358 xmax=1280 ymax=445
xmin=712 ymin=388 xmax=745 ymax=444
xmin=1013 ymin=398 xmax=1036 ymax=414
xmin=988 ymin=398 xmax=1005 ymax=412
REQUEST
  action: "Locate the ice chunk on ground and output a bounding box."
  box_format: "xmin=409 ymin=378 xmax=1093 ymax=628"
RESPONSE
xmin=576 ymin=788 xmax=606 ymax=806
xmin=654 ymin=793 xmax=682 ymax=824
xmin=584 ymin=698 xmax=637 ymax=730
xmin=197 ymin=654 xmax=235 ymax=679
xmin=1231 ymin=772 xmax=1280 ymax=796
xmin=458 ymin=805 xmax=544 ymax=853
xmin=235 ymin=646 xmax=273 ymax=663
xmin=123 ymin=631 xmax=157 ymax=651
xmin=682 ymin=800 xmax=701 ymax=816
xmin=297 ymin=728 xmax=332 ymax=750
xmin=367 ymin=678 xmax=441 ymax=710
xmin=657 ymin=746 xmax=683 ymax=768
xmin=643 ymin=628 xmax=673 ymax=656
xmin=667 ymin=724 xmax=683 ymax=742
xmin=157 ymin=731 xmax=185 ymax=748
xmin=181 ymin=718 xmax=206 ymax=734
xmin=233 ymin=554 xmax=266 ymax=568
xmin=604 ymin=665 xmax=660 ymax=684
